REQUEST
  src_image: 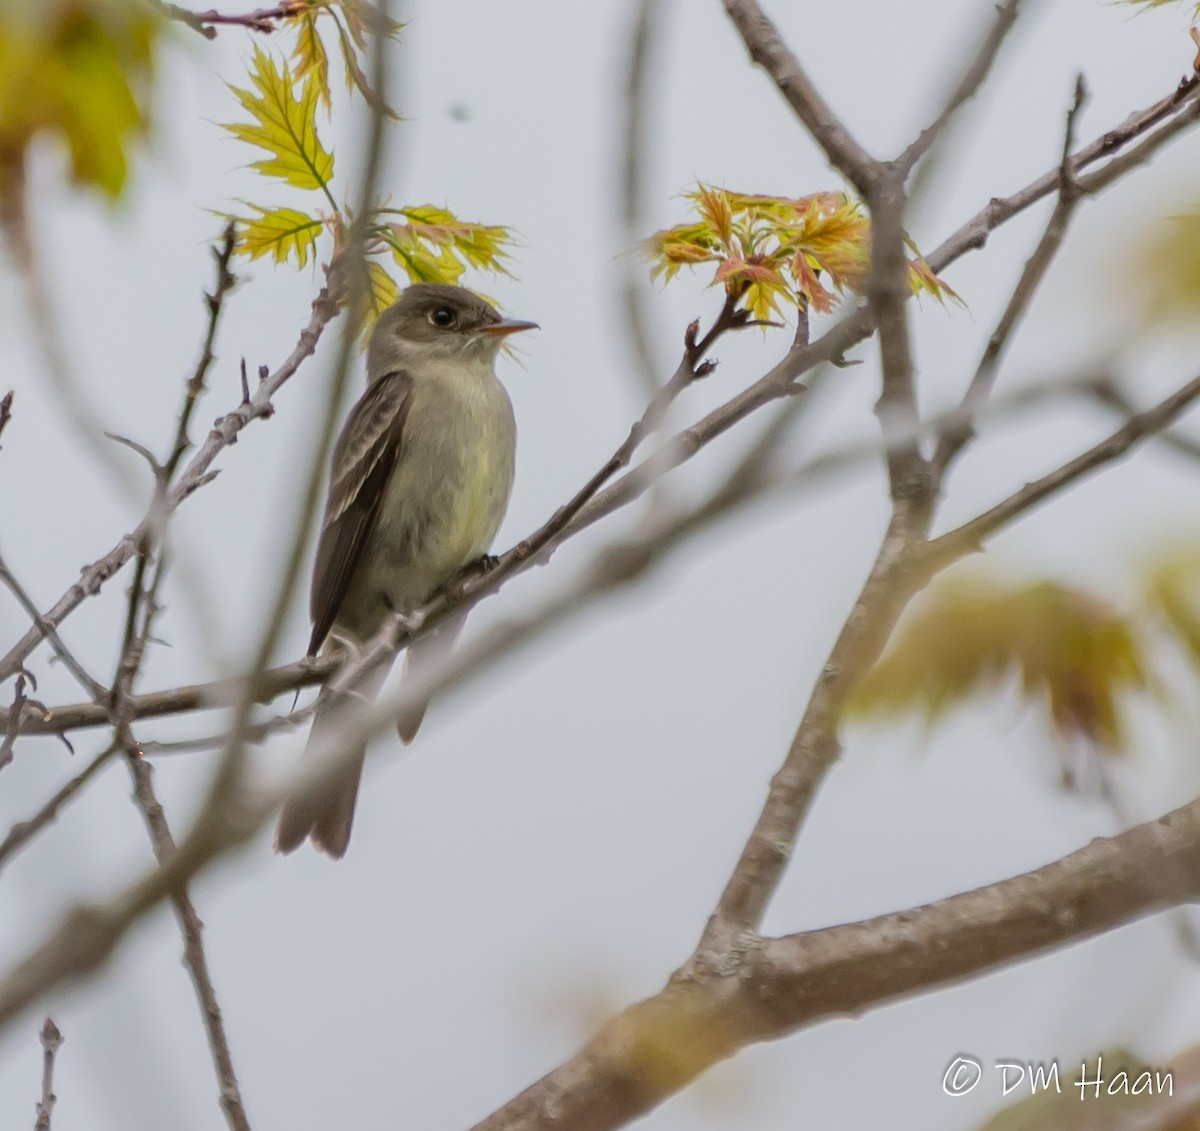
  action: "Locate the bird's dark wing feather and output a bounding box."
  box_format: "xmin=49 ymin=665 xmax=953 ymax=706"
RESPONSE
xmin=307 ymin=371 xmax=413 ymax=656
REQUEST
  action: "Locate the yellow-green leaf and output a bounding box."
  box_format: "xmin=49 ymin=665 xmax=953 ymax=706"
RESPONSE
xmin=233 ymin=204 xmax=323 ymax=268
xmin=224 ymin=45 xmax=333 ymax=193
xmin=291 ymin=11 xmax=330 ymax=111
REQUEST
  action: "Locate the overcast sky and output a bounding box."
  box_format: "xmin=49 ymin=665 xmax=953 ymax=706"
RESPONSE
xmin=3 ymin=1 xmax=1200 ymax=1128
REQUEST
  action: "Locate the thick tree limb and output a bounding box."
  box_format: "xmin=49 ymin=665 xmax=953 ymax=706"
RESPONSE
xmin=472 ymin=793 xmax=1200 ymax=1131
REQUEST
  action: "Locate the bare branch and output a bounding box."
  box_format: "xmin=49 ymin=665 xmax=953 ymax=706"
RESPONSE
xmin=472 ymin=794 xmax=1200 ymax=1131
xmin=898 ymin=0 xmax=1025 ymax=173
xmin=33 ymin=1017 xmax=62 ymax=1131
xmin=0 ymin=746 xmax=117 ymax=875
xmin=1088 ymin=377 xmax=1200 ymax=465
xmin=926 ymin=370 xmax=1200 ymax=566
xmin=155 ymin=1 xmax=306 ymax=37
xmin=0 ymin=260 xmax=344 ymax=684
xmin=0 ymin=555 xmax=107 ymax=701
xmin=617 ymin=0 xmax=666 ymax=398
xmin=721 ymin=0 xmax=877 ymax=194
xmin=932 ymin=75 xmax=1089 ymax=479
xmin=0 ymin=390 xmax=12 ymax=444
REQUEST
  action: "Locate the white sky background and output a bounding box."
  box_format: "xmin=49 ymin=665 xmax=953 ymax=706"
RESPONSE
xmin=2 ymin=0 xmax=1200 ymax=1127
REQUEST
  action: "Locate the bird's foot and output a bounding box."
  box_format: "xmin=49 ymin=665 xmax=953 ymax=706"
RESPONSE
xmin=445 ymin=554 xmax=501 ymax=603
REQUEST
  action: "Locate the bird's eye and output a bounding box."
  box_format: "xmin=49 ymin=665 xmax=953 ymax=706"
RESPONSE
xmin=429 ymin=307 xmax=455 ymax=328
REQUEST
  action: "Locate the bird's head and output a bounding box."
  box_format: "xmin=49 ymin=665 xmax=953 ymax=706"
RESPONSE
xmin=368 ymin=283 xmax=538 ymax=375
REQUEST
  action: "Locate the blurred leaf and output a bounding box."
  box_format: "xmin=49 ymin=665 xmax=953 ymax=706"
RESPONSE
xmin=851 ymin=573 xmax=1148 ymax=751
xmin=223 ymin=44 xmax=333 ymax=193
xmin=232 ymin=204 xmax=323 ymax=267
xmin=349 ymin=258 xmax=400 ymax=341
xmin=327 ymin=0 xmax=401 ymax=118
xmin=0 ymin=0 xmax=158 ymax=211
xmin=1121 ymin=0 xmax=1200 ymax=15
xmin=644 ymin=183 xmax=957 ymax=320
xmin=1133 ymin=206 xmax=1200 ymax=329
xmin=1146 ymin=545 xmax=1200 ymax=668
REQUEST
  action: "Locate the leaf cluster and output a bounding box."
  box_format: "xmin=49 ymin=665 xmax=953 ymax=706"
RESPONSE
xmin=644 ymin=183 xmax=956 ymax=323
xmin=219 ymin=40 xmax=512 ymax=333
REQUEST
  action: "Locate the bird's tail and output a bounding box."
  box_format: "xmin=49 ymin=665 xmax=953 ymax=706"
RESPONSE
xmin=396 ymin=613 xmax=466 ymax=744
xmin=275 ymin=654 xmax=394 ymax=859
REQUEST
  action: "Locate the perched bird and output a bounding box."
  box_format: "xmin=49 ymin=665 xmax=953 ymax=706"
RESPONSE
xmin=276 ymin=283 xmax=537 ymax=858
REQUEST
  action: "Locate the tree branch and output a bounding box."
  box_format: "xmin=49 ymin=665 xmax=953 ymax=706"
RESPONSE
xmin=897 ymin=0 xmax=1026 ymax=173
xmin=156 ymin=1 xmax=307 ymax=37
xmin=33 ymin=1017 xmax=62 ymax=1131
xmin=932 ymin=75 xmax=1088 ymax=479
xmin=0 ymin=258 xmax=344 ymax=684
xmin=472 ymin=793 xmax=1200 ymax=1131
xmin=925 ymin=369 xmax=1200 ymax=566
xmin=721 ymin=0 xmax=878 ymax=194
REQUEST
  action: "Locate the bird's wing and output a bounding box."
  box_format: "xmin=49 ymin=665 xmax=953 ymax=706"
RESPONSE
xmin=307 ymin=370 xmax=414 ymax=656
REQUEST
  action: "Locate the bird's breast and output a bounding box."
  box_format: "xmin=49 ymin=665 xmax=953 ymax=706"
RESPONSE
xmin=370 ymin=367 xmax=516 ymax=604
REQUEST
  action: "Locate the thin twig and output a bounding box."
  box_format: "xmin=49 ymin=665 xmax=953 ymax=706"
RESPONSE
xmin=1088 ymin=377 xmax=1200 ymax=465
xmin=33 ymin=1017 xmax=62 ymax=1131
xmin=925 ymin=370 xmax=1200 ymax=567
xmin=105 ymin=227 xmax=252 ymax=1131
xmin=156 ymin=1 xmax=306 ymax=37
xmin=722 ymin=0 xmax=877 ymax=194
xmin=0 ymin=390 xmax=12 ymax=444
xmin=0 ymin=672 xmax=32 ymax=772
xmin=0 ymin=260 xmax=344 ymax=684
xmin=932 ymin=75 xmax=1089 ymax=479
xmin=617 ymin=0 xmax=666 ymax=398
xmin=898 ymin=0 xmax=1025 ymax=173
xmin=0 ymin=746 xmax=117 ymax=875
xmin=0 ymin=554 xmax=108 ymax=701
xmin=125 ymin=751 xmax=253 ymax=1131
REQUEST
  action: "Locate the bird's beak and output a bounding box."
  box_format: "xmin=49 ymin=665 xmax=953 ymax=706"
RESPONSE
xmin=475 ymin=318 xmax=539 ymax=337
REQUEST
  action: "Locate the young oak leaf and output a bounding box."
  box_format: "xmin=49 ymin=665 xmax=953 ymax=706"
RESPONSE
xmin=326 ymin=1 xmax=401 ymax=119
xmin=223 ymin=45 xmax=333 ymax=193
xmin=849 ymin=574 xmax=1148 ymax=752
xmin=645 ymin=183 xmax=958 ymax=319
xmin=291 ymin=10 xmax=330 ymax=111
xmin=381 ymin=204 xmax=514 ymax=285
xmin=233 ymin=204 xmax=324 ymax=268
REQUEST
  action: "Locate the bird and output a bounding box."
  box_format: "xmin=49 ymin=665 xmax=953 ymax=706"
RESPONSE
xmin=275 ymin=283 xmax=537 ymax=858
